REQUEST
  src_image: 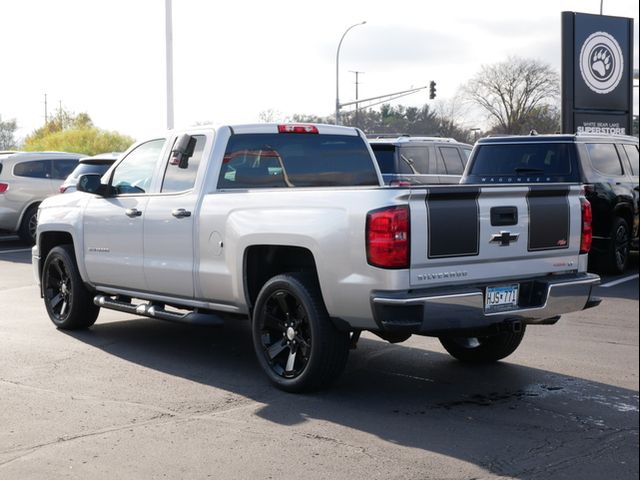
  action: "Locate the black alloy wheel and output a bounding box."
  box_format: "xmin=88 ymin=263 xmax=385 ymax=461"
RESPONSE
xmin=259 ymin=289 xmax=312 ymax=379
xmin=252 ymin=273 xmax=350 ymax=392
xmin=19 ymin=205 xmax=38 ymax=245
xmin=612 ymin=218 xmax=630 ymax=274
xmin=42 ymin=245 xmax=99 ymax=329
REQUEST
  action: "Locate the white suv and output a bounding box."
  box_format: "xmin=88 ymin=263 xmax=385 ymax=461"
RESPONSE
xmin=0 ymin=151 xmax=83 ymax=243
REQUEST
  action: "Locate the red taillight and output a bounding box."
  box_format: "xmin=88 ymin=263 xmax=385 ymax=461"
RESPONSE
xmin=59 ymin=185 xmax=67 ymax=193
xmin=0 ymin=182 xmax=8 ymax=193
xmin=366 ymin=206 xmax=410 ymax=268
xmin=580 ymin=198 xmax=592 ymax=254
xmin=277 ymin=124 xmax=319 ymax=134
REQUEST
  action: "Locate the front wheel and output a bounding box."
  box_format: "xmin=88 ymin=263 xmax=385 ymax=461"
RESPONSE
xmin=42 ymin=245 xmax=99 ymax=329
xmin=18 ymin=205 xmax=38 ymax=245
xmin=252 ymin=273 xmax=350 ymax=392
xmin=439 ymin=325 xmax=526 ymax=363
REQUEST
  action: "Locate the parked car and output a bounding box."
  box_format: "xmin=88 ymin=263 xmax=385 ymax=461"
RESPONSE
xmin=0 ymin=151 xmax=83 ymax=243
xmin=368 ymin=135 xmax=472 ymax=185
xmin=461 ymin=133 xmax=639 ymax=273
xmin=34 ymin=124 xmax=599 ymax=392
xmin=59 ymin=153 xmax=121 ymax=193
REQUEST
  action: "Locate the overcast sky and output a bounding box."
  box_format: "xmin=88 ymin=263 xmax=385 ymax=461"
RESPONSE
xmin=1 ymin=0 xmax=638 ymax=142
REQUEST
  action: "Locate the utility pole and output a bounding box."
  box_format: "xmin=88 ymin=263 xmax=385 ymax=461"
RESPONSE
xmin=165 ymin=0 xmax=175 ymax=130
xmin=350 ymin=70 xmax=364 ymax=128
xmin=43 ymin=93 xmax=48 ymax=124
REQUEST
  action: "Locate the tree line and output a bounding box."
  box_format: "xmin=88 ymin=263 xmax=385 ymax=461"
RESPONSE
xmin=1 ymin=56 xmax=637 ymax=152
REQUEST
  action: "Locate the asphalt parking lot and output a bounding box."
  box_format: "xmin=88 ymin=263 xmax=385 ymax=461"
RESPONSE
xmin=0 ymin=234 xmax=638 ymax=480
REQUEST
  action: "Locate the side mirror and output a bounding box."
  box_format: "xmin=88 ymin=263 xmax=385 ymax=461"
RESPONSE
xmin=77 ymin=174 xmax=111 ymax=196
xmin=170 ymin=134 xmax=197 ymax=169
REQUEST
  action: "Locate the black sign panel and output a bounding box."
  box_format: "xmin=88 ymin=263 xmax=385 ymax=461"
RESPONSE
xmin=561 ymin=12 xmax=634 ymax=134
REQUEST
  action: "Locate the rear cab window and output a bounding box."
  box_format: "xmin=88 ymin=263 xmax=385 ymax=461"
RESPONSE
xmin=370 ymin=144 xmax=396 ymax=174
xmin=466 ymin=142 xmax=579 ymax=183
xmin=218 ymin=133 xmax=378 ymax=189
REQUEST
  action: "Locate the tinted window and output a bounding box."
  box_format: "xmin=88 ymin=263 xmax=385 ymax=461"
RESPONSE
xmin=111 ymin=139 xmax=165 ymax=194
xmin=69 ymin=162 xmax=113 ymax=179
xmin=586 ymin=143 xmax=623 ymax=176
xmin=51 ymin=159 xmax=79 ymax=179
xmin=469 ymin=143 xmax=575 ymax=177
xmin=439 ymin=147 xmax=464 ymax=174
xmin=399 ymin=146 xmax=428 ymax=174
xmin=218 ymin=134 xmax=378 ymax=189
xmin=161 ymin=135 xmax=205 ymax=193
xmin=14 ymin=160 xmax=51 ymax=178
xmin=370 ymin=145 xmax=396 ymax=174
xmin=623 ymin=144 xmax=639 ymax=176
xmin=462 ymin=147 xmax=472 ymax=162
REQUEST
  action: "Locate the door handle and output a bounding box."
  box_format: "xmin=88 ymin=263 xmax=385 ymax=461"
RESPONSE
xmin=171 ymin=208 xmax=191 ymax=218
xmin=125 ymin=208 xmax=142 ymax=217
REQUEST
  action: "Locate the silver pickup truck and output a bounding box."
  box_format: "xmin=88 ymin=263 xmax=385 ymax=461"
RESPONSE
xmin=33 ymin=124 xmax=601 ymax=392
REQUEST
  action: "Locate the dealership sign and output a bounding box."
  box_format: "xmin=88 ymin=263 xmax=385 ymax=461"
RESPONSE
xmin=561 ymin=12 xmax=634 ymax=134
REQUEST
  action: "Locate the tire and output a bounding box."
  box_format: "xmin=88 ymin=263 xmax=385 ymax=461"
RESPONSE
xmin=598 ymin=217 xmax=630 ymax=275
xmin=18 ymin=205 xmax=38 ymax=245
xmin=252 ymin=273 xmax=350 ymax=392
xmin=42 ymin=245 xmax=99 ymax=330
xmin=439 ymin=325 xmax=526 ymax=363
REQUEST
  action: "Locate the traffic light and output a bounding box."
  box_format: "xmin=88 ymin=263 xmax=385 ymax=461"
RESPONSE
xmin=429 ymin=81 xmax=437 ymax=100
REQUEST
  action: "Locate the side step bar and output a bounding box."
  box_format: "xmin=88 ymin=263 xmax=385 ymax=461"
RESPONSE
xmin=94 ymin=295 xmax=224 ymax=326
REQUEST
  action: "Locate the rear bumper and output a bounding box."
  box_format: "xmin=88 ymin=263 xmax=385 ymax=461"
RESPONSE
xmin=371 ymin=273 xmax=600 ymax=335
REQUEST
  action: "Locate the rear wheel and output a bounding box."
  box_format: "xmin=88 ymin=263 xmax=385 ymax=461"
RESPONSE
xmin=439 ymin=325 xmax=526 ymax=363
xmin=18 ymin=205 xmax=38 ymax=245
xmin=601 ymin=217 xmax=630 ymax=274
xmin=42 ymin=245 xmax=99 ymax=329
xmin=252 ymin=273 xmax=350 ymax=392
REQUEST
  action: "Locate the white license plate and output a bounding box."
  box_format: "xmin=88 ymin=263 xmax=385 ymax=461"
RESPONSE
xmin=485 ymin=284 xmax=519 ymax=313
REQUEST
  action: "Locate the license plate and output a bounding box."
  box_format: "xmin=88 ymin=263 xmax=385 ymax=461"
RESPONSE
xmin=485 ymin=284 xmax=519 ymax=313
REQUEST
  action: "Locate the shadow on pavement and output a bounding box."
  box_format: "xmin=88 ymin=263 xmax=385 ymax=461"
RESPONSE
xmin=0 ymin=235 xmax=32 ymax=265
xmin=65 ymin=317 xmax=639 ymax=480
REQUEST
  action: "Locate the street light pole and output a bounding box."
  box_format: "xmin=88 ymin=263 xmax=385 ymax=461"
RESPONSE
xmin=165 ymin=0 xmax=174 ymax=130
xmin=335 ymin=21 xmax=366 ymax=125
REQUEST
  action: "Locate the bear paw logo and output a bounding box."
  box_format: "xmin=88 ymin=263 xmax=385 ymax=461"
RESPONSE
xmin=579 ymin=31 xmax=624 ymax=95
xmin=591 ymin=49 xmax=611 ymax=78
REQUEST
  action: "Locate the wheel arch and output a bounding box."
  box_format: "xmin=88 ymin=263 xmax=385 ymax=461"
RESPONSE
xmin=243 ymin=244 xmax=320 ymax=312
xmin=38 ymin=231 xmax=81 ymax=287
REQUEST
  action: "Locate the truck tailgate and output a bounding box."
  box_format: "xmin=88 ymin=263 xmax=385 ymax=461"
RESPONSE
xmin=409 ymin=184 xmax=585 ymax=288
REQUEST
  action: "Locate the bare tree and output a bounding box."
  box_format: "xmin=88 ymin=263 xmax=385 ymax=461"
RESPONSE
xmin=464 ymin=57 xmax=560 ymax=134
xmin=258 ymin=109 xmax=283 ymax=123
xmin=0 ymin=115 xmax=18 ymax=150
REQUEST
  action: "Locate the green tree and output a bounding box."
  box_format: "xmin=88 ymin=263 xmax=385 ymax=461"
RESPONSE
xmin=0 ymin=115 xmax=18 ymax=150
xmin=464 ymin=57 xmax=560 ymax=134
xmin=23 ymin=109 xmax=133 ymax=155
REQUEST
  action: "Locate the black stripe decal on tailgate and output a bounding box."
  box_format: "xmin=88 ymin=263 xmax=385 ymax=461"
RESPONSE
xmin=426 ymin=187 xmax=480 ymax=258
xmin=527 ymin=186 xmax=570 ymax=251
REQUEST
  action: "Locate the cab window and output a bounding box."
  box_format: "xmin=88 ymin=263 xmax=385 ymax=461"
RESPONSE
xmin=161 ymin=135 xmax=206 ymax=193
xmin=111 ymin=139 xmax=165 ymax=194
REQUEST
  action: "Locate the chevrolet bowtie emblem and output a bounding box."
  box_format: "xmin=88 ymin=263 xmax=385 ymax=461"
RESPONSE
xmin=490 ymin=231 xmax=520 ymax=246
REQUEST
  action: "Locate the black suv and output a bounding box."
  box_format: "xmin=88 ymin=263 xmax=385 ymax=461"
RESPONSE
xmin=462 ymin=133 xmax=639 ymax=273
xmin=368 ymin=136 xmax=472 ymax=185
